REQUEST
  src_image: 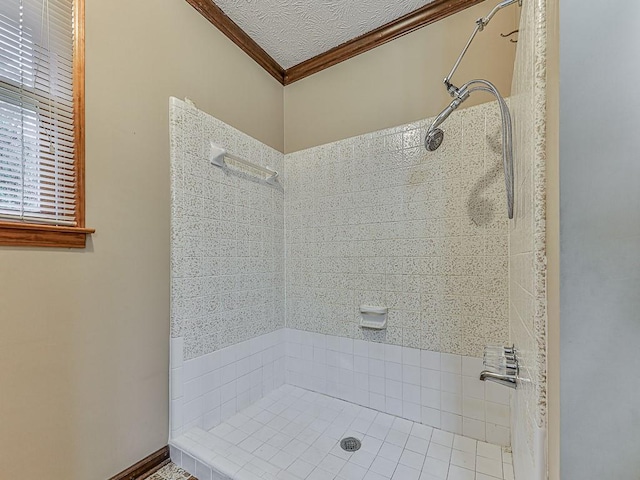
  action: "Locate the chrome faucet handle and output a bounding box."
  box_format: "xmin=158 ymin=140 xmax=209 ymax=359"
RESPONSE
xmin=481 ymin=344 xmax=519 ymax=389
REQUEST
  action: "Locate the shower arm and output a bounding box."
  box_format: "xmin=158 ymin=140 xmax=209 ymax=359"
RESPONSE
xmin=443 ymin=0 xmax=520 ymax=97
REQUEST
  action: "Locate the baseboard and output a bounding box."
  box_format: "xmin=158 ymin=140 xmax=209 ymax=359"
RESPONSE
xmin=109 ymin=446 xmax=170 ymax=480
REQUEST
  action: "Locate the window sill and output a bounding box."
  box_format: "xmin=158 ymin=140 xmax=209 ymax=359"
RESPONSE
xmin=0 ymin=221 xmax=95 ymax=248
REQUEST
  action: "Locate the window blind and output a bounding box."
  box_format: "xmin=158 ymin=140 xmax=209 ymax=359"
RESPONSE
xmin=0 ymin=0 xmax=77 ymax=226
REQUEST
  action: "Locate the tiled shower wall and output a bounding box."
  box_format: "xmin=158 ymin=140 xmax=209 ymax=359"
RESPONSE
xmin=509 ymin=0 xmax=548 ymax=479
xmin=170 ymin=97 xmax=286 ymax=437
xmin=285 ymin=329 xmax=511 ymax=445
xmin=284 ymin=101 xmax=510 ymax=358
xmin=170 ymin=97 xmax=285 ymax=360
xmin=170 ymin=98 xmax=515 ymax=445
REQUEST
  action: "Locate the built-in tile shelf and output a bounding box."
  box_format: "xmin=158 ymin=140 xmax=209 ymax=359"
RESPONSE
xmin=171 ymin=328 xmax=510 ymax=447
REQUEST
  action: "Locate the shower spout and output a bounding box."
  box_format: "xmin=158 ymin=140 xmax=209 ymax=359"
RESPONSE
xmin=479 ymin=370 xmax=517 ymax=389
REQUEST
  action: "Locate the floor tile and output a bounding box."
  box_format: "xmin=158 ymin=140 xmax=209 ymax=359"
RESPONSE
xmin=170 ymin=385 xmax=509 ymax=480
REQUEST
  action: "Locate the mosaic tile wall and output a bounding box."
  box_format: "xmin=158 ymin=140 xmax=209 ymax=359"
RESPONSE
xmin=284 ymin=101 xmax=510 ymax=358
xmin=170 ymin=97 xmax=285 ymax=360
xmin=509 ymin=0 xmax=548 ymax=479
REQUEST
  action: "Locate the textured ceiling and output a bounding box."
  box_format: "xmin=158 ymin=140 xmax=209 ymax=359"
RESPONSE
xmin=214 ymin=0 xmax=436 ymax=69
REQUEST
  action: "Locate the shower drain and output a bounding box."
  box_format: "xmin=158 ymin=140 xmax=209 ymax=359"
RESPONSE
xmin=340 ymin=437 xmax=362 ymax=452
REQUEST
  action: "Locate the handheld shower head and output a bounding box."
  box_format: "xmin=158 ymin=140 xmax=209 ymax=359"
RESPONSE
xmin=424 ymin=95 xmax=465 ymax=152
xmin=425 ymin=128 xmax=444 ymax=151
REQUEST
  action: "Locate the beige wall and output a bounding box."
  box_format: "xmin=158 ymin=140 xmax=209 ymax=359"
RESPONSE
xmin=0 ymin=0 xmax=283 ymax=479
xmin=0 ymin=1 xmax=518 ymax=478
xmin=283 ymin=2 xmax=518 ymax=153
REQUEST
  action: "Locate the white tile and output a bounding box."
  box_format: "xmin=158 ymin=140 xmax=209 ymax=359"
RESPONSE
xmin=403 ymin=347 xmax=421 ymax=366
xmin=403 ymin=402 xmax=422 ymax=422
xmin=462 ymin=417 xmax=486 ymax=442
xmin=403 ymin=365 xmax=422 ymax=385
xmin=403 ymin=383 xmax=421 ymax=403
xmin=441 ymin=373 xmax=462 ymax=395
xmin=475 ymin=456 xmax=503 ymax=478
xmin=421 ymin=351 xmax=441 ymax=371
xmin=476 ymin=442 xmax=502 ymax=461
xmin=427 ymin=442 xmax=452 ymax=462
xmin=452 ymin=435 xmax=476 ymax=454
xmin=421 ymin=387 xmax=440 ymax=409
xmin=485 ymin=423 xmax=510 ymax=447
xmin=391 ymin=417 xmax=413 ymax=433
xmin=171 ymin=368 xmax=184 ymax=400
xmin=369 ymin=343 xmax=385 ymax=360
xmin=271 ymin=450 xmax=297 ymax=470
xmin=485 ymin=402 xmax=510 ymax=428
xmin=378 ymin=442 xmax=403 ymax=463
xmin=370 ymin=455 xmax=397 ymax=477
xmin=503 ymin=462 xmax=515 ymax=480
xmin=462 ymin=377 xmax=484 ymax=400
xmin=350 ymin=450 xmax=376 ymax=469
xmin=422 ymin=457 xmax=449 ymax=479
xmin=195 ymin=460 xmax=212 ymax=480
xmin=421 ymin=369 xmax=441 ymax=390
xmin=391 ymin=464 xmax=420 ymax=480
xmin=384 ymin=344 xmax=402 ymax=363
xmin=410 ymin=423 xmax=433 ymax=441
xmin=364 ymin=471 xmax=388 ymax=480
xmin=484 ymin=382 xmax=510 ymax=406
xmin=450 ymin=449 xmax=475 ymax=470
xmin=440 ymin=412 xmax=462 ymax=435
xmin=421 ymin=406 xmax=441 ymax=428
xmin=339 ymin=460 xmax=367 ymax=480
xmin=354 ymin=340 xmax=369 ymax=358
xmin=440 ymin=354 xmax=461 ymax=374
xmin=308 ymin=467 xmax=336 ymax=480
xmin=386 ymin=397 xmax=403 ymax=417
xmin=171 ymin=337 xmax=184 ymax=368
xmin=319 ymin=454 xmax=346 ymax=475
xmin=461 ymin=357 xmax=483 ymax=377
xmin=462 ymin=397 xmax=485 ymax=421
xmin=399 ymin=449 xmax=426 ymax=470
xmin=405 ymin=436 xmax=429 ymax=455
xmin=446 ymin=465 xmax=474 ymax=480
xmin=441 ymin=392 xmax=462 ymax=415
xmin=385 ymin=429 xmax=409 ymax=447
xmin=386 ymin=363 xmax=403 ymax=382
xmin=431 ymin=429 xmax=454 ymax=447
xmin=182 ymin=454 xmax=196 ymax=475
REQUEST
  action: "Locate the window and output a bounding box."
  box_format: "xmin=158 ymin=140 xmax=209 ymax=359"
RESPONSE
xmin=0 ymin=0 xmax=92 ymax=248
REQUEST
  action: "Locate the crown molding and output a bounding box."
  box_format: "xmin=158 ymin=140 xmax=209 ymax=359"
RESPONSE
xmin=185 ymin=0 xmax=485 ymax=86
xmin=185 ymin=0 xmax=286 ymax=84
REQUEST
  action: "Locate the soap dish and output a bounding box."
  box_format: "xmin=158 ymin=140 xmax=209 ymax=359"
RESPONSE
xmin=360 ymin=305 xmax=388 ymax=330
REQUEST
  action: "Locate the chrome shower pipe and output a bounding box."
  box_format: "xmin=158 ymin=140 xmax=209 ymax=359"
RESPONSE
xmin=444 ymin=0 xmax=520 ymax=95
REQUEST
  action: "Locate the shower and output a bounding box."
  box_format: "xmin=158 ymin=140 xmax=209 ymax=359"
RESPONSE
xmin=425 ymin=0 xmax=519 ymax=219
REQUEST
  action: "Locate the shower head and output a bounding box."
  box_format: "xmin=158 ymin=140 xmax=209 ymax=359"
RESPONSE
xmin=425 ymin=128 xmax=444 ymax=151
xmin=424 ymin=96 xmax=465 ymax=152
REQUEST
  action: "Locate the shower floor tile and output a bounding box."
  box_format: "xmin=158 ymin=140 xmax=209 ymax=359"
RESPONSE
xmin=172 ymin=385 xmax=514 ymax=480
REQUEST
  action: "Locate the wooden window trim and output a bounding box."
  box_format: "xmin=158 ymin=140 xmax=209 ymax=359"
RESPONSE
xmin=0 ymin=0 xmax=94 ymax=249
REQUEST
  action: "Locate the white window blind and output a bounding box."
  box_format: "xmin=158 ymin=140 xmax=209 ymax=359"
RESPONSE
xmin=0 ymin=0 xmax=77 ymax=226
